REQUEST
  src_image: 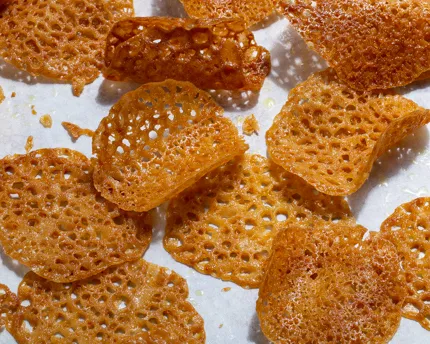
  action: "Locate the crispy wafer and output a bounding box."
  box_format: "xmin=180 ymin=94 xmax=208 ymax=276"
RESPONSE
xmin=278 ymin=0 xmax=430 ymax=91
xmin=164 ymin=154 xmax=354 ymax=288
xmin=93 ymin=79 xmax=248 ymax=212
xmin=257 ymin=224 xmax=406 ymax=344
xmin=7 ymin=259 xmax=205 ymax=343
xmin=380 ymin=197 xmax=430 ymax=330
xmin=0 ymin=148 xmax=152 ymax=283
xmin=0 ymin=284 xmax=18 ymax=328
xmin=266 ymin=69 xmax=430 ymax=196
xmin=103 ymin=18 xmax=271 ymax=91
xmin=0 ymin=0 xmax=134 ymax=96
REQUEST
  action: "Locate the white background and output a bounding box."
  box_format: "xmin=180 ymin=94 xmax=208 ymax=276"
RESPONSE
xmin=1 ymin=1 xmax=430 ymax=343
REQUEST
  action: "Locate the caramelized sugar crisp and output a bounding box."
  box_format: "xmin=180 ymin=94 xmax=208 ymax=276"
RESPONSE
xmin=103 ymin=18 xmax=271 ymax=91
xmin=257 ymin=225 xmax=406 ymax=344
xmin=0 ymin=148 xmax=152 ymax=283
xmin=180 ymin=0 xmax=276 ymax=27
xmin=8 ymin=259 xmax=205 ymax=343
xmin=242 ymin=114 xmax=259 ymax=136
xmin=0 ymin=0 xmax=134 ymax=96
xmin=0 ymin=284 xmax=18 ymax=328
xmin=278 ymin=0 xmax=430 ymax=91
xmin=164 ymin=154 xmax=353 ymax=288
xmin=266 ymin=69 xmax=430 ymax=196
xmin=62 ymin=122 xmax=94 ymax=141
xmin=92 ymin=80 xmax=248 ymax=212
xmin=380 ymin=197 xmax=430 ymax=330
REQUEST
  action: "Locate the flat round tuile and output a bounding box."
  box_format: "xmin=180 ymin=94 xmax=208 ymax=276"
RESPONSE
xmin=0 ymin=284 xmax=18 ymax=329
xmin=0 ymin=0 xmax=134 ymax=96
xmin=164 ymin=154 xmax=354 ymax=288
xmin=103 ymin=17 xmax=271 ymax=91
xmin=257 ymin=224 xmax=407 ymax=344
xmin=180 ymin=0 xmax=277 ymax=27
xmin=0 ymin=148 xmax=152 ymax=283
xmin=278 ymin=0 xmax=430 ymax=91
xmin=266 ymin=69 xmax=430 ymax=196
xmin=380 ymin=197 xmax=430 ymax=330
xmin=7 ymin=259 xmax=205 ymax=343
xmin=92 ymin=79 xmax=248 ymax=212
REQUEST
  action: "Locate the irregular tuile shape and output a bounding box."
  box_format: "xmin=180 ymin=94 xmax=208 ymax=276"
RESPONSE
xmin=257 ymin=224 xmax=407 ymax=344
xmin=0 ymin=0 xmax=134 ymax=96
xmin=93 ymin=79 xmax=248 ymax=212
xmin=278 ymin=0 xmax=430 ymax=91
xmin=103 ymin=17 xmax=271 ymax=91
xmin=381 ymin=197 xmax=430 ymax=331
xmin=164 ymin=154 xmax=354 ymax=288
xmin=7 ymin=259 xmax=205 ymax=343
xmin=266 ymin=69 xmax=430 ymax=196
xmin=0 ymin=284 xmax=18 ymax=329
xmin=0 ymin=148 xmax=152 ymax=283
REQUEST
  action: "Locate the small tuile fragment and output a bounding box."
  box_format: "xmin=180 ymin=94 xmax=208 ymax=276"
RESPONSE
xmin=266 ymin=69 xmax=430 ymax=196
xmin=180 ymin=0 xmax=276 ymax=27
xmin=278 ymin=0 xmax=430 ymax=91
xmin=242 ymin=114 xmax=259 ymax=136
xmin=257 ymin=224 xmax=407 ymax=344
xmin=0 ymin=85 xmax=4 ymax=103
xmin=0 ymin=284 xmax=18 ymax=329
xmin=62 ymin=121 xmax=94 ymax=141
xmin=0 ymin=0 xmax=135 ymax=96
xmin=103 ymin=18 xmax=271 ymax=91
xmin=380 ymin=197 xmax=430 ymax=331
xmin=24 ymin=136 xmax=33 ymax=153
xmin=93 ymin=79 xmax=248 ymax=212
xmin=219 ymin=324 xmax=223 ymax=328
xmin=8 ymin=259 xmax=205 ymax=343
xmin=0 ymin=148 xmax=152 ymax=283
xmin=222 ymin=287 xmax=231 ymax=292
xmin=164 ymin=154 xmax=354 ymax=288
xmin=11 ymin=92 xmax=16 ymax=98
xmin=39 ymin=114 xmax=52 ymax=128
xmin=30 ymin=105 xmax=36 ymax=115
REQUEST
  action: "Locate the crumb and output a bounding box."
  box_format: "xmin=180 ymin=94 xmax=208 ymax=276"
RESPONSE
xmin=62 ymin=121 xmax=94 ymax=141
xmin=25 ymin=136 xmax=33 ymax=153
xmin=0 ymin=86 xmax=4 ymax=104
xmin=39 ymin=114 xmax=52 ymax=128
xmin=242 ymin=114 xmax=259 ymax=136
xmin=222 ymin=287 xmax=231 ymax=292
xmin=31 ymin=105 xmax=37 ymax=115
xmin=11 ymin=92 xmax=16 ymax=98
xmin=219 ymin=324 xmax=223 ymax=329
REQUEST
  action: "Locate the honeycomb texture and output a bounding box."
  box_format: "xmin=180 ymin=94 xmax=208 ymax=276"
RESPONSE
xmin=278 ymin=0 xmax=430 ymax=91
xmin=257 ymin=224 xmax=406 ymax=344
xmin=0 ymin=284 xmax=18 ymax=329
xmin=0 ymin=0 xmax=134 ymax=96
xmin=93 ymin=79 xmax=248 ymax=212
xmin=0 ymin=148 xmax=152 ymax=283
xmin=164 ymin=154 xmax=354 ymax=288
xmin=7 ymin=259 xmax=205 ymax=344
xmin=380 ymin=197 xmax=430 ymax=330
xmin=180 ymin=0 xmax=277 ymax=27
xmin=103 ymin=18 xmax=271 ymax=91
xmin=266 ymin=69 xmax=430 ymax=196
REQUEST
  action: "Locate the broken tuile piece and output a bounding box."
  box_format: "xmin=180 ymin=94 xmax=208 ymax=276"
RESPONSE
xmin=278 ymin=0 xmax=430 ymax=91
xmin=62 ymin=122 xmax=94 ymax=141
xmin=0 ymin=0 xmax=135 ymax=96
xmin=103 ymin=17 xmax=271 ymax=91
xmin=164 ymin=154 xmax=354 ymax=288
xmin=0 ymin=86 xmax=4 ymax=104
xmin=0 ymin=284 xmax=18 ymax=329
xmin=266 ymin=69 xmax=430 ymax=196
xmin=7 ymin=259 xmax=205 ymax=343
xmin=242 ymin=114 xmax=259 ymax=136
xmin=24 ymin=136 xmax=33 ymax=153
xmin=39 ymin=114 xmax=52 ymax=128
xmin=0 ymin=148 xmax=152 ymax=283
xmin=380 ymin=197 xmax=430 ymax=331
xmin=257 ymin=224 xmax=406 ymax=344
xmin=93 ymin=79 xmax=248 ymax=212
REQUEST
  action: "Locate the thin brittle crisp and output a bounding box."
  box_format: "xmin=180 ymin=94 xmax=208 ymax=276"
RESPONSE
xmin=180 ymin=0 xmax=276 ymax=27
xmin=7 ymin=259 xmax=205 ymax=343
xmin=380 ymin=197 xmax=430 ymax=330
xmin=278 ymin=0 xmax=430 ymax=91
xmin=103 ymin=18 xmax=271 ymax=91
xmin=0 ymin=284 xmax=18 ymax=329
xmin=93 ymin=80 xmax=248 ymax=212
xmin=0 ymin=148 xmax=152 ymax=283
xmin=266 ymin=69 xmax=430 ymax=196
xmin=164 ymin=154 xmax=354 ymax=288
xmin=0 ymin=0 xmax=134 ymax=96
xmin=257 ymin=225 xmax=406 ymax=344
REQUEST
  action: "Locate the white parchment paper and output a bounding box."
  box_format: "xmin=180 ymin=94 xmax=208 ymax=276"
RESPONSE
xmin=0 ymin=1 xmax=429 ymax=343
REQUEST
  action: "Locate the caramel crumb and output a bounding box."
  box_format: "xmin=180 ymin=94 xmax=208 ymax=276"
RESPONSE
xmin=219 ymin=324 xmax=223 ymax=329
xmin=222 ymin=287 xmax=231 ymax=292
xmin=62 ymin=121 xmax=94 ymax=141
xmin=25 ymin=136 xmax=34 ymax=153
xmin=0 ymin=86 xmax=4 ymax=104
xmin=31 ymin=105 xmax=37 ymax=115
xmin=39 ymin=114 xmax=52 ymax=128
xmin=11 ymin=92 xmax=16 ymax=98
xmin=242 ymin=114 xmax=259 ymax=136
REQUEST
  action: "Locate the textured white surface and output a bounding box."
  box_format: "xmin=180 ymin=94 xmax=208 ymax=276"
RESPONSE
xmin=0 ymin=1 xmax=429 ymax=343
